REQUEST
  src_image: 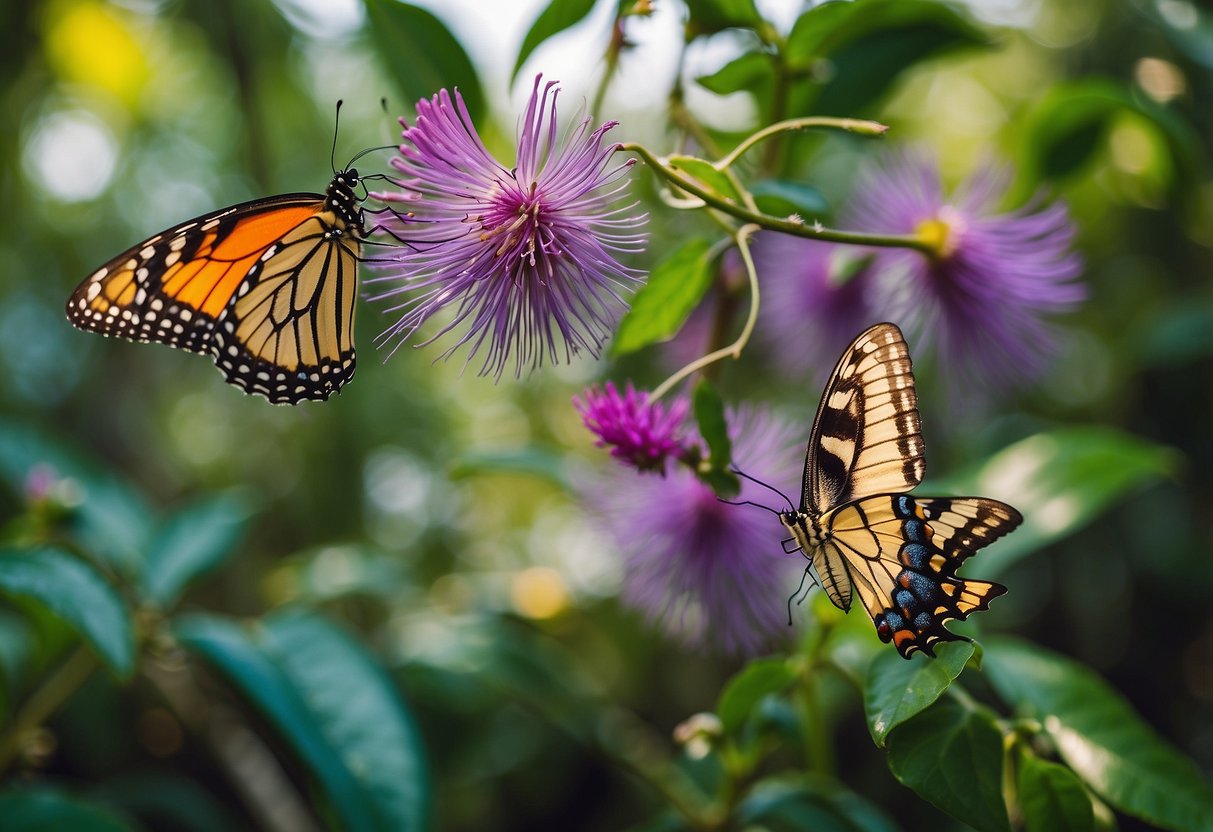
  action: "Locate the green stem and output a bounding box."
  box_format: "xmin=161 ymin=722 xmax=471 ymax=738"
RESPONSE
xmin=650 ymin=224 xmax=762 ymax=402
xmin=717 ymin=117 xmax=888 ymax=171
xmin=591 ymin=15 xmax=625 ymax=118
xmin=622 ymin=142 xmax=933 ymax=254
xmin=0 ymin=646 xmax=97 ymax=774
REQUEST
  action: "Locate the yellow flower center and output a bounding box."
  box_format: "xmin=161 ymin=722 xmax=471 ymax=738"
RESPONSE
xmin=914 ymin=207 xmax=964 ymax=260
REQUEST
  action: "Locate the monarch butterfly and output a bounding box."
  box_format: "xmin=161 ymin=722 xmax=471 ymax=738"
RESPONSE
xmin=740 ymin=323 xmax=1021 ymax=658
xmin=66 ymin=160 xmax=370 ymax=405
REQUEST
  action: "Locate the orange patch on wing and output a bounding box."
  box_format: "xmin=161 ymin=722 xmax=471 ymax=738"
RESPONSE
xmin=211 ymin=206 xmax=318 ymax=260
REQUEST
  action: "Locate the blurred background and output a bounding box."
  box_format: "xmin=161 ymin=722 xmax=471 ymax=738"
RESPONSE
xmin=0 ymin=0 xmax=1209 ymax=829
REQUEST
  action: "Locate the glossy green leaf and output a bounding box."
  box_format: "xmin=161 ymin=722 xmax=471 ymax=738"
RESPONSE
xmin=176 ymin=612 xmax=430 ymax=832
xmin=791 ymin=0 xmax=990 ymax=116
xmin=667 ymin=155 xmax=745 ymax=205
xmin=0 ymin=421 xmax=151 ymax=576
xmin=785 ymin=1 xmax=855 ymax=64
xmin=95 ymin=772 xmax=244 ymax=832
xmin=611 ymin=237 xmax=714 ymax=356
xmin=1017 ymin=753 xmax=1094 ymax=832
xmin=926 ymin=428 xmax=1178 ymax=575
xmin=985 ymin=638 xmax=1213 ymax=832
xmin=885 ymin=697 xmax=1010 ymax=831
xmin=864 ymin=640 xmax=973 ymax=746
xmin=716 ymin=656 xmax=794 ymax=733
xmin=364 ymin=0 xmax=484 ymax=123
xmin=0 ymin=548 xmax=133 ymax=677
xmin=513 ymin=0 xmax=598 ymax=81
xmin=738 ymin=777 xmax=899 ymax=831
xmin=750 ymin=180 xmax=829 ymax=219
xmin=0 ymin=788 xmax=135 ymax=832
xmin=696 ymin=52 xmax=772 ymax=96
xmin=692 ymin=379 xmax=739 ymax=498
xmin=143 ymin=492 xmax=253 ymax=608
xmin=685 ymin=0 xmax=763 ymax=37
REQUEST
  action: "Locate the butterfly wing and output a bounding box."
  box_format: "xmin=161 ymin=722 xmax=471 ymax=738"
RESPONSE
xmin=825 ymin=494 xmax=1020 ymax=658
xmin=802 ymin=323 xmax=925 ymax=513
xmin=67 ymin=192 xmax=360 ymax=404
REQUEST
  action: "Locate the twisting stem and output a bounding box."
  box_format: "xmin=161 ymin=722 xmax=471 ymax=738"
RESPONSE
xmin=650 ymin=224 xmax=762 ymax=402
xmin=622 ymin=143 xmax=934 ymax=254
xmin=717 ymin=117 xmax=888 ymax=171
xmin=0 ymin=646 xmax=98 ymax=774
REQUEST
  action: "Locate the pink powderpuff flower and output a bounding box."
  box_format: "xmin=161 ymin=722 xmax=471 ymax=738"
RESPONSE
xmin=368 ymin=76 xmax=647 ymax=378
xmin=574 ymin=381 xmax=689 ymax=474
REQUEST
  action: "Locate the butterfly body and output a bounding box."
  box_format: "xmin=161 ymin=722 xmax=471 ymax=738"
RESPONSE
xmin=782 ymin=323 xmax=1020 ymax=658
xmin=67 ymin=169 xmax=366 ymax=404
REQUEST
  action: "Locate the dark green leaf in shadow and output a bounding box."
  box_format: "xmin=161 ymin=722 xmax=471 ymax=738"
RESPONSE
xmin=95 ymin=772 xmax=244 ymax=832
xmin=885 ymin=697 xmax=1010 ymax=831
xmin=612 ymin=237 xmax=714 ymax=356
xmin=737 ymin=777 xmax=899 ymax=832
xmin=176 ymin=612 xmax=429 ymax=832
xmin=1017 ymin=753 xmax=1095 ymax=832
xmin=143 ymin=492 xmax=254 ymax=608
xmin=716 ymin=656 xmax=794 ymax=733
xmin=0 ymin=548 xmax=133 ymax=678
xmin=696 ymin=52 xmax=772 ymax=96
xmin=513 ymin=0 xmax=599 ymax=82
xmin=364 ymin=0 xmax=484 ymax=123
xmin=692 ymin=378 xmax=739 ymax=497
xmin=750 ymin=180 xmax=829 ymax=219
xmin=0 ymin=421 xmax=151 ymax=576
xmin=685 ymin=0 xmax=763 ymax=37
xmin=785 ymin=1 xmax=856 ymax=64
xmin=865 ymin=640 xmax=973 ymax=746
xmin=924 ymin=428 xmax=1178 ymax=575
xmin=984 ymin=637 xmax=1213 ymax=832
xmin=0 ymin=787 xmax=136 ymax=832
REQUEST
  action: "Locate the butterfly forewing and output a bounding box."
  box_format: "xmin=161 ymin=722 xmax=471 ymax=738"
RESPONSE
xmin=67 ymin=177 xmax=364 ymax=405
xmin=803 ymin=323 xmax=925 ymax=514
xmin=827 ymin=494 xmax=1020 ymax=658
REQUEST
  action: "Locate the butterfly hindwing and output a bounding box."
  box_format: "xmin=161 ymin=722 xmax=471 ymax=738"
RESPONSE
xmin=67 ymin=171 xmax=365 ymax=404
xmin=803 ymin=323 xmax=925 ymax=514
xmin=826 ymin=493 xmax=1020 ymax=658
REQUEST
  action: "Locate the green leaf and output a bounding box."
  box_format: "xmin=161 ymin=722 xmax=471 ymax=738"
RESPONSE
xmin=667 ymin=155 xmax=745 ymax=205
xmin=716 ymin=656 xmax=794 ymax=733
xmin=143 ymin=492 xmax=253 ymax=608
xmin=1015 ymin=79 xmax=1204 ymax=198
xmin=685 ymin=0 xmax=763 ymax=37
xmin=364 ymin=0 xmax=484 ymax=124
xmin=984 ymin=637 xmax=1213 ymax=832
xmin=0 ymin=788 xmax=135 ymax=832
xmin=611 ymin=238 xmax=715 ymax=356
xmin=513 ymin=0 xmax=599 ymax=81
xmin=750 ymin=180 xmax=829 ymax=219
xmin=886 ymin=697 xmax=1010 ymax=831
xmin=785 ymin=1 xmax=855 ymax=64
xmin=696 ymin=52 xmax=772 ymax=96
xmin=176 ymin=612 xmax=430 ymax=832
xmin=0 ymin=421 xmax=152 ymax=576
xmin=738 ymin=777 xmax=899 ymax=831
xmin=864 ymin=640 xmax=973 ymax=746
xmin=926 ymin=428 xmax=1178 ymax=575
xmin=790 ymin=0 xmax=990 ymax=116
xmin=692 ymin=379 xmax=739 ymax=498
xmin=1017 ymin=753 xmax=1094 ymax=832
xmin=0 ymin=548 xmax=134 ymax=678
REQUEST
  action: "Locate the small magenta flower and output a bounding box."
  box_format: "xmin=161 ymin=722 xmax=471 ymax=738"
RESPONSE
xmin=583 ymin=405 xmax=803 ymax=655
xmin=848 ymin=149 xmax=1085 ymax=389
xmin=368 ymin=76 xmax=647 ymax=377
xmin=574 ymin=381 xmax=689 ymax=473
xmin=753 ymin=232 xmax=878 ymax=380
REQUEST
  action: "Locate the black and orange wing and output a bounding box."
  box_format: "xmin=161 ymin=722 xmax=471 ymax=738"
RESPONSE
xmin=67 ymin=193 xmax=360 ymax=404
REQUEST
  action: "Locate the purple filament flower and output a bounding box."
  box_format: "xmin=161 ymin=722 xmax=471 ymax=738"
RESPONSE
xmin=583 ymin=405 xmax=803 ymax=656
xmin=574 ymin=381 xmax=689 ymax=473
xmin=753 ymin=232 xmax=879 ymax=381
xmin=367 ymin=76 xmax=647 ymax=378
xmin=848 ymin=149 xmax=1085 ymax=390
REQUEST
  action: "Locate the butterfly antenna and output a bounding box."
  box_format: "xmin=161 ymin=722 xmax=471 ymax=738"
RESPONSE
xmin=717 ymin=498 xmax=781 ymax=517
xmin=345 ymin=144 xmax=398 ymax=168
xmin=732 ymin=467 xmax=796 ymax=511
xmin=331 ymin=100 xmax=344 ymax=176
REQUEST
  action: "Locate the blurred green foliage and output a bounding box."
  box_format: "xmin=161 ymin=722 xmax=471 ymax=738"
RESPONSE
xmin=0 ymin=0 xmax=1210 ymax=830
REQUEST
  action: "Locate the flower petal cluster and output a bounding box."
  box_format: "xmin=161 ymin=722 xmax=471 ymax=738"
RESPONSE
xmin=369 ymin=76 xmax=647 ymax=377
xmin=574 ymin=381 xmax=688 ymax=473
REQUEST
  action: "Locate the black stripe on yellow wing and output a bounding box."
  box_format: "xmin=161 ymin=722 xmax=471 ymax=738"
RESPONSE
xmin=66 ymin=169 xmax=367 ymax=405
xmin=802 ymin=323 xmax=925 ymax=514
xmin=826 ymin=493 xmax=1020 ymax=658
